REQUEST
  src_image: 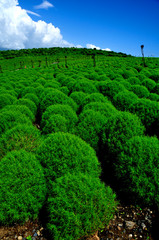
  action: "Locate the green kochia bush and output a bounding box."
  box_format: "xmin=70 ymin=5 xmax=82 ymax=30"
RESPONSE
xmin=81 ymin=93 xmax=109 ymax=109
xmin=46 ymin=173 xmax=117 ymax=240
xmin=127 ymin=77 xmax=141 ymax=85
xmin=0 ymin=124 xmax=41 ymax=159
xmin=15 ymin=98 xmax=37 ymax=116
xmin=83 ymin=102 xmax=117 ymax=117
xmin=102 ymin=111 xmax=145 ymax=154
xmin=1 ymin=105 xmax=35 ymax=122
xmin=42 ymin=114 xmax=68 ymax=135
xmin=41 ymin=104 xmax=78 ymax=132
xmin=0 ymin=94 xmax=16 ymax=110
xmin=148 ymin=93 xmax=159 ymax=102
xmin=70 ymin=79 xmax=98 ymax=94
xmin=128 ymin=99 xmax=159 ymax=135
xmin=130 ymin=85 xmax=149 ymax=98
xmin=69 ymin=91 xmax=88 ymax=112
xmin=36 ymin=132 xmax=101 ymax=184
xmin=98 ymin=81 xmax=125 ymax=100
xmin=0 ymin=150 xmax=46 ymax=225
xmin=115 ymin=136 xmax=159 ymax=209
xmin=75 ymin=110 xmax=107 ymax=152
xmin=113 ymin=90 xmax=138 ymax=111
xmin=24 ymin=93 xmax=39 ymax=107
xmin=141 ymin=78 xmax=156 ymax=92
xmin=0 ymin=111 xmax=31 ymax=136
xmin=40 ymin=89 xmax=77 ymax=112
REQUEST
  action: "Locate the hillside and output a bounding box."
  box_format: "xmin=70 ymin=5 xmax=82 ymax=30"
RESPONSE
xmin=0 ymin=48 xmax=158 ymax=240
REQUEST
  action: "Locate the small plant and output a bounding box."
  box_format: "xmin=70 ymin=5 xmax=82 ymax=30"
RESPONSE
xmin=26 ymin=236 xmax=32 ymax=240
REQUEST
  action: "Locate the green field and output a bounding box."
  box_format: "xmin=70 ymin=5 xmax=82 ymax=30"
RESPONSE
xmin=0 ymin=47 xmax=158 ymax=239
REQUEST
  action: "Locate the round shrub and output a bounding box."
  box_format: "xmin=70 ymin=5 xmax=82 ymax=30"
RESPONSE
xmin=34 ymin=85 xmax=44 ymax=98
xmin=98 ymin=81 xmax=125 ymax=100
xmin=59 ymin=86 xmax=69 ymax=95
xmin=24 ymin=93 xmax=39 ymax=107
xmin=44 ymin=81 xmax=61 ymax=89
xmin=75 ymin=110 xmax=107 ymax=152
xmin=149 ymin=69 xmax=159 ymax=82
xmin=122 ymin=69 xmax=136 ymax=79
xmin=95 ymin=80 xmax=111 ymax=92
xmin=0 ymin=150 xmax=46 ymax=225
xmin=40 ymin=89 xmax=77 ymax=112
xmin=128 ymin=99 xmax=159 ymax=135
xmin=130 ymin=85 xmax=149 ymax=98
xmin=36 ymin=132 xmax=101 ymax=183
xmin=15 ymin=98 xmax=37 ymax=116
xmin=41 ymin=104 xmax=78 ymax=131
xmin=102 ymin=111 xmax=145 ymax=154
xmin=127 ymin=77 xmax=141 ymax=85
xmin=69 ymin=91 xmax=88 ymax=111
xmin=83 ymin=102 xmax=117 ymax=118
xmin=81 ymin=93 xmax=109 ymax=109
xmin=1 ymin=104 xmax=35 ymax=122
xmin=46 ymin=173 xmax=117 ymax=240
xmin=113 ymin=90 xmax=138 ymax=111
xmin=148 ymin=93 xmax=159 ymax=102
xmin=115 ymin=136 xmax=159 ymax=208
xmin=153 ymin=83 xmax=159 ymax=95
xmin=42 ymin=114 xmax=68 ymax=135
xmin=0 ymin=124 xmax=41 ymax=159
xmin=141 ymin=78 xmax=156 ymax=92
xmin=0 ymin=110 xmax=31 ymax=136
xmin=21 ymin=86 xmax=37 ymax=97
xmin=0 ymin=89 xmax=18 ymax=97
xmin=0 ymin=94 xmax=16 ymax=110
xmin=71 ymin=79 xmax=98 ymax=94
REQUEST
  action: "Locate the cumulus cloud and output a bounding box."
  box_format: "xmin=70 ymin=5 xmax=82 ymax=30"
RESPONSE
xmin=102 ymin=48 xmax=111 ymax=51
xmin=35 ymin=1 xmax=54 ymax=10
xmin=0 ymin=0 xmax=73 ymax=49
xmin=86 ymin=44 xmax=111 ymax=51
xmin=76 ymin=45 xmax=83 ymax=48
xmin=86 ymin=44 xmax=101 ymax=50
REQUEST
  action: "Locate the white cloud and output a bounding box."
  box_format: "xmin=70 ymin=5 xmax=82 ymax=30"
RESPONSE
xmin=86 ymin=44 xmax=111 ymax=51
xmin=102 ymin=48 xmax=111 ymax=51
xmin=25 ymin=10 xmax=40 ymax=17
xmin=76 ymin=45 xmax=83 ymax=48
xmin=86 ymin=44 xmax=101 ymax=50
xmin=0 ymin=0 xmax=73 ymax=49
xmin=35 ymin=1 xmax=54 ymax=10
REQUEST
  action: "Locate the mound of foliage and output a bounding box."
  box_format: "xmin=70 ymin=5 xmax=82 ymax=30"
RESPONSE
xmin=115 ymin=136 xmax=159 ymax=209
xmin=36 ymin=132 xmax=101 ymax=184
xmin=41 ymin=104 xmax=78 ymax=132
xmin=0 ymin=124 xmax=41 ymax=159
xmin=0 ymin=150 xmax=46 ymax=225
xmin=46 ymin=173 xmax=117 ymax=240
xmin=40 ymin=89 xmax=77 ymax=112
xmin=42 ymin=114 xmax=68 ymax=135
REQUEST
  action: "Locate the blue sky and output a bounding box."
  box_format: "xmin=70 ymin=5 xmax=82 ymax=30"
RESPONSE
xmin=0 ymin=0 xmax=159 ymax=56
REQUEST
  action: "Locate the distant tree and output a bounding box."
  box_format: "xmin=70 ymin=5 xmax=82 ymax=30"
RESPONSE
xmin=141 ymin=45 xmax=146 ymax=67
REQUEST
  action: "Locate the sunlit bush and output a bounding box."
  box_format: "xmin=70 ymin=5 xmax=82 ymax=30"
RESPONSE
xmin=115 ymin=136 xmax=159 ymax=208
xmin=46 ymin=173 xmax=117 ymax=240
xmin=0 ymin=124 xmax=41 ymax=159
xmin=0 ymin=150 xmax=46 ymax=225
xmin=36 ymin=132 xmax=101 ymax=183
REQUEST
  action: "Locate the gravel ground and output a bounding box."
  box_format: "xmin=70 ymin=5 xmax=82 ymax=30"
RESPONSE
xmin=0 ymin=204 xmax=158 ymax=240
